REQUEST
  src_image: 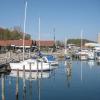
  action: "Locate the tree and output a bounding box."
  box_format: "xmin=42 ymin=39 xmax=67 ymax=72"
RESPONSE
xmin=0 ymin=27 xmax=31 ymax=40
xmin=25 ymin=34 xmax=31 ymax=39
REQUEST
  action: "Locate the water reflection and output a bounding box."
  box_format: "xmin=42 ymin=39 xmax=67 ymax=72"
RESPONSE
xmin=9 ymin=71 xmax=51 ymax=80
xmin=81 ymin=61 xmax=83 ymax=81
xmin=88 ymin=60 xmax=95 ymax=69
xmin=65 ymin=61 xmax=72 ymax=88
xmin=96 ymin=60 xmax=100 ymax=66
xmin=0 ymin=69 xmax=54 ymax=100
xmin=1 ymin=60 xmax=100 ymax=100
xmin=1 ymin=74 xmax=5 ymax=100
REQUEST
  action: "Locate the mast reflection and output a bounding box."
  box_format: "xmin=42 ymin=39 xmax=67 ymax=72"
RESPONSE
xmin=65 ymin=61 xmax=72 ymax=88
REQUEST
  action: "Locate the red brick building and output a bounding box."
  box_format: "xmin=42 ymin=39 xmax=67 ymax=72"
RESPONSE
xmin=0 ymin=40 xmax=55 ymax=52
xmin=34 ymin=40 xmax=55 ymax=47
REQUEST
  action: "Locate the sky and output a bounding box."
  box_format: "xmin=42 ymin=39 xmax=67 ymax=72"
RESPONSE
xmin=0 ymin=0 xmax=100 ymax=41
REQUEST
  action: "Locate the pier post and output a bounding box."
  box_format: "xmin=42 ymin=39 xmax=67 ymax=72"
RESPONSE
xmin=29 ymin=79 xmax=32 ymax=100
xmin=8 ymin=77 xmax=11 ymax=100
xmin=29 ymin=50 xmax=31 ymax=58
xmin=37 ymin=60 xmax=39 ymax=72
xmin=41 ymin=61 xmax=43 ymax=77
xmin=37 ymin=60 xmax=39 ymax=79
xmin=16 ymin=69 xmax=19 ymax=100
xmin=23 ymin=65 xmax=26 ymax=88
xmin=1 ymin=74 xmax=5 ymax=100
xmin=29 ymin=63 xmax=32 ymax=100
xmin=6 ymin=58 xmax=7 ymax=64
xmin=30 ymin=63 xmax=32 ymax=80
xmin=23 ymin=65 xmax=26 ymax=100
xmin=49 ymin=62 xmax=51 ymax=70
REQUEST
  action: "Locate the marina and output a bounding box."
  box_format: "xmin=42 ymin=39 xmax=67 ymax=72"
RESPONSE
xmin=0 ymin=0 xmax=100 ymax=100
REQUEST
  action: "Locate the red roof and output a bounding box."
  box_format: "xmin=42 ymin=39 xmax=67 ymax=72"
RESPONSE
xmin=0 ymin=40 xmax=33 ymax=46
xmin=0 ymin=40 xmax=55 ymax=47
xmin=35 ymin=40 xmax=55 ymax=47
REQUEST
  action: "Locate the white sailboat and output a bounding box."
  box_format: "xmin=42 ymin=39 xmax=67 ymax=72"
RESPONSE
xmin=64 ymin=37 xmax=71 ymax=60
xmin=79 ymin=30 xmax=88 ymax=60
xmin=87 ymin=51 xmax=95 ymax=60
xmin=9 ymin=2 xmax=52 ymax=71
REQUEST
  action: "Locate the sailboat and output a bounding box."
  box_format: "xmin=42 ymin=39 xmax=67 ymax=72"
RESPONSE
xmin=79 ymin=30 xmax=88 ymax=60
xmin=9 ymin=1 xmax=53 ymax=71
xmin=64 ymin=37 xmax=71 ymax=60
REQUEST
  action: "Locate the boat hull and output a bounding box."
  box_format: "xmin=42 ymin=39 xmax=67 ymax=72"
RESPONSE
xmin=9 ymin=59 xmax=53 ymax=71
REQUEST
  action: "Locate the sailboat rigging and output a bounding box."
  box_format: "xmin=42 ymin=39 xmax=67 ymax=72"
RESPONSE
xmin=9 ymin=1 xmax=54 ymax=71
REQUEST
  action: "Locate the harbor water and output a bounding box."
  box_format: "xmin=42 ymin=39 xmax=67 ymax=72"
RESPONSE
xmin=0 ymin=60 xmax=100 ymax=100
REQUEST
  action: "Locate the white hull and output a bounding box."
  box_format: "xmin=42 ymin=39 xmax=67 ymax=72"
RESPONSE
xmin=95 ymin=51 xmax=100 ymax=60
xmin=88 ymin=55 xmax=95 ymax=60
xmin=87 ymin=52 xmax=95 ymax=60
xmin=10 ymin=59 xmax=53 ymax=71
xmin=48 ymin=61 xmax=58 ymax=66
xmin=96 ymin=57 xmax=100 ymax=60
xmin=79 ymin=55 xmax=87 ymax=60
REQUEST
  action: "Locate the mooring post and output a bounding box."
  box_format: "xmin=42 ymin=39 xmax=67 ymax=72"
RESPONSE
xmin=41 ymin=61 xmax=43 ymax=78
xmin=6 ymin=58 xmax=7 ymax=64
xmin=30 ymin=63 xmax=32 ymax=81
xmin=37 ymin=60 xmax=39 ymax=79
xmin=16 ymin=69 xmax=19 ymax=100
xmin=8 ymin=76 xmax=12 ymax=100
xmin=1 ymin=74 xmax=5 ymax=100
xmin=29 ymin=50 xmax=31 ymax=58
xmin=23 ymin=65 xmax=26 ymax=89
xmin=49 ymin=62 xmax=51 ymax=70
xmin=29 ymin=79 xmax=32 ymax=100
xmin=37 ymin=60 xmax=39 ymax=72
xmin=29 ymin=63 xmax=32 ymax=100
xmin=23 ymin=65 xmax=26 ymax=100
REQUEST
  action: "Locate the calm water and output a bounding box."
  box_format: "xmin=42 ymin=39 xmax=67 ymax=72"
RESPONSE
xmin=0 ymin=60 xmax=100 ymax=100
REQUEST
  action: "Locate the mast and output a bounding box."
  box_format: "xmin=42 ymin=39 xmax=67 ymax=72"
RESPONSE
xmin=53 ymin=28 xmax=55 ymax=43
xmin=53 ymin=28 xmax=56 ymax=52
xmin=23 ymin=1 xmax=27 ymax=61
xmin=81 ymin=61 xmax=83 ymax=81
xmin=38 ymin=17 xmax=40 ymax=51
xmin=81 ymin=30 xmax=83 ymax=81
xmin=81 ymin=30 xmax=83 ymax=51
xmin=65 ymin=37 xmax=67 ymax=55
